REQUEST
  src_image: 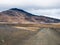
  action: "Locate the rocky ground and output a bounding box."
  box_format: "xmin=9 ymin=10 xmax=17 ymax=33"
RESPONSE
xmin=0 ymin=24 xmax=60 ymax=45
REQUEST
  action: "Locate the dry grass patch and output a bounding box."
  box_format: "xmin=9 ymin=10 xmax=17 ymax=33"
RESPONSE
xmin=13 ymin=26 xmax=40 ymax=31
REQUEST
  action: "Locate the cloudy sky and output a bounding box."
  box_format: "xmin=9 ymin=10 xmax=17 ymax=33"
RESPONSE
xmin=0 ymin=0 xmax=60 ymax=19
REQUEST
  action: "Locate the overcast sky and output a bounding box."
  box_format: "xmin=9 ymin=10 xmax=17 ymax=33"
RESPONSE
xmin=0 ymin=0 xmax=60 ymax=19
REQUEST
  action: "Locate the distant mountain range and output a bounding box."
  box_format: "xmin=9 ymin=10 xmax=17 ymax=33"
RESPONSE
xmin=0 ymin=8 xmax=60 ymax=24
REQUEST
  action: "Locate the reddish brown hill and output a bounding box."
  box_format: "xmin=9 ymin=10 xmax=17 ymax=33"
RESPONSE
xmin=0 ymin=8 xmax=60 ymax=24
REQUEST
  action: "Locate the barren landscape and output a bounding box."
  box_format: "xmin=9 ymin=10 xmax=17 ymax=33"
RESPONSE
xmin=0 ymin=24 xmax=60 ymax=45
xmin=0 ymin=8 xmax=60 ymax=45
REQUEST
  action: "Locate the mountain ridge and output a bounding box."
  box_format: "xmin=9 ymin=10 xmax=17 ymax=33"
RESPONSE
xmin=0 ymin=8 xmax=60 ymax=24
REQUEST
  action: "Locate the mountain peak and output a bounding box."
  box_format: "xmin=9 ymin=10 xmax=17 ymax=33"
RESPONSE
xmin=9 ymin=8 xmax=34 ymax=16
xmin=0 ymin=8 xmax=60 ymax=23
xmin=10 ymin=8 xmax=25 ymax=12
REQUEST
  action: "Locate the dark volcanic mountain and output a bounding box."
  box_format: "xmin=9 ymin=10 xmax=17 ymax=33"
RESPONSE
xmin=0 ymin=8 xmax=60 ymax=24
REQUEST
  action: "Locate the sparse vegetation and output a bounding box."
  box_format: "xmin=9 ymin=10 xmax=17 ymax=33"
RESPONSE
xmin=0 ymin=23 xmax=60 ymax=45
xmin=0 ymin=8 xmax=60 ymax=45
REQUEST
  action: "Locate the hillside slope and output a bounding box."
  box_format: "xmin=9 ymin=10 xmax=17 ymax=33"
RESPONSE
xmin=24 ymin=28 xmax=60 ymax=45
xmin=0 ymin=8 xmax=60 ymax=24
